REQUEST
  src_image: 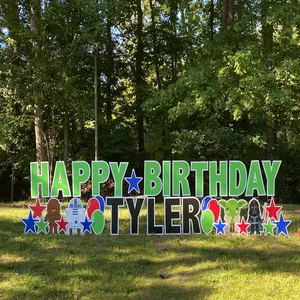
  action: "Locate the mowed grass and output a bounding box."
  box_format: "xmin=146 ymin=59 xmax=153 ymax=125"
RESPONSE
xmin=0 ymin=202 xmax=300 ymax=300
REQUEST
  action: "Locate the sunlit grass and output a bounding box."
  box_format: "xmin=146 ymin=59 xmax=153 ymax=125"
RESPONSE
xmin=0 ymin=202 xmax=300 ymax=299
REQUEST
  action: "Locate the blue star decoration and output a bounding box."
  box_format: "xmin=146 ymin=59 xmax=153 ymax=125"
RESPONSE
xmin=125 ymin=169 xmax=143 ymax=194
xmin=21 ymin=211 xmax=39 ymax=234
xmin=80 ymin=216 xmax=93 ymax=233
xmin=214 ymin=218 xmax=227 ymax=235
xmin=273 ymin=213 xmax=291 ymax=236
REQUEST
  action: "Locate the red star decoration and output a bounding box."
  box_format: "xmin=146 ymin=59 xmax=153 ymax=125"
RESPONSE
xmin=56 ymin=216 xmax=69 ymax=233
xmin=266 ymin=197 xmax=281 ymax=221
xmin=237 ymin=217 xmax=250 ymax=235
xmin=29 ymin=198 xmax=46 ymax=218
xmin=298 ymin=229 xmax=300 ymax=237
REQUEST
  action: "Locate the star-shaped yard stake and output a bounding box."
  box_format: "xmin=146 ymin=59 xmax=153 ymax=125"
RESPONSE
xmin=36 ymin=217 xmax=49 ymax=234
xmin=21 ymin=211 xmax=39 ymax=234
xmin=214 ymin=218 xmax=227 ymax=235
xmin=266 ymin=197 xmax=281 ymax=221
xmin=80 ymin=216 xmax=93 ymax=234
xmin=29 ymin=198 xmax=46 ymax=218
xmin=273 ymin=213 xmax=291 ymax=236
xmin=237 ymin=217 xmax=250 ymax=235
xmin=125 ymin=169 xmax=143 ymax=194
xmin=263 ymin=218 xmax=276 ymax=236
xmin=56 ymin=216 xmax=69 ymax=233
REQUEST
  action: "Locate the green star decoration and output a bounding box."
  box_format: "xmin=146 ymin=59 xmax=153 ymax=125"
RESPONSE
xmin=36 ymin=217 xmax=49 ymax=234
xmin=263 ymin=218 xmax=276 ymax=236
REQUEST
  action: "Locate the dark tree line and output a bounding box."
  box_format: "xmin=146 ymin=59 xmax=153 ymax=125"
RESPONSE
xmin=0 ymin=0 xmax=300 ymax=202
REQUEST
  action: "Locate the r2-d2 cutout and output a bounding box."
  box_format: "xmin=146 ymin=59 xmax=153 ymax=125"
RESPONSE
xmin=66 ymin=198 xmax=85 ymax=235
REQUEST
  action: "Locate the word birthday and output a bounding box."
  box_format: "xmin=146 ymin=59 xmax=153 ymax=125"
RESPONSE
xmin=30 ymin=160 xmax=282 ymax=198
xmin=21 ymin=160 xmax=292 ymax=237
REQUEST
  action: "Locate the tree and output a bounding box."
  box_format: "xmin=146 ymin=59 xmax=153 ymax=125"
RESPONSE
xmin=135 ymin=0 xmax=145 ymax=161
xmin=0 ymin=0 xmax=300 ymax=202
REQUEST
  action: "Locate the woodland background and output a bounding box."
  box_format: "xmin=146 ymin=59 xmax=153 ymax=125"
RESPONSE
xmin=0 ymin=0 xmax=299 ymax=202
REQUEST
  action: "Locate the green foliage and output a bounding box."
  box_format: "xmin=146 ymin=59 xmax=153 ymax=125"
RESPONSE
xmin=0 ymin=0 xmax=300 ymax=201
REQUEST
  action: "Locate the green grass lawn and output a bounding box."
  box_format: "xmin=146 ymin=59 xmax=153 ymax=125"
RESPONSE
xmin=0 ymin=202 xmax=300 ymax=299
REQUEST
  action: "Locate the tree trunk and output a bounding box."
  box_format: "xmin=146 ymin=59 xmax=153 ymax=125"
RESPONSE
xmin=223 ymin=0 xmax=228 ymax=25
xmin=11 ymin=163 xmax=14 ymax=203
xmin=261 ymin=0 xmax=273 ymax=48
xmin=30 ymin=1 xmax=46 ymax=166
xmin=180 ymin=5 xmax=187 ymax=36
xmin=149 ymin=0 xmax=161 ymax=90
xmin=150 ymin=0 xmax=168 ymax=159
xmin=227 ymin=0 xmax=234 ymax=24
xmin=262 ymin=0 xmax=275 ymax=157
xmin=210 ymin=0 xmax=214 ymax=40
xmin=267 ymin=127 xmax=276 ymax=159
xmin=106 ymin=20 xmax=113 ymax=124
xmin=223 ymin=0 xmax=234 ymax=26
xmin=135 ymin=0 xmax=145 ymax=156
xmin=170 ymin=1 xmax=178 ymax=82
xmin=34 ymin=101 xmax=46 ymax=164
xmin=63 ymin=112 xmax=69 ymax=164
xmin=94 ymin=42 xmax=99 ymax=160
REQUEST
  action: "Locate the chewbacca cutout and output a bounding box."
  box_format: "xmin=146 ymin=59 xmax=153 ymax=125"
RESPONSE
xmin=44 ymin=198 xmax=61 ymax=233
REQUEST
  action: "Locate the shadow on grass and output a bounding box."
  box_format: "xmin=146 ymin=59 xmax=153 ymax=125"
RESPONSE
xmin=1 ymin=212 xmax=300 ymax=299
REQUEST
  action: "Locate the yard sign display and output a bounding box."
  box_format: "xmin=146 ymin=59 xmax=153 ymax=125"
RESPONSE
xmin=21 ymin=160 xmax=292 ymax=236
